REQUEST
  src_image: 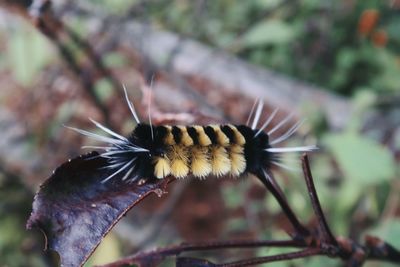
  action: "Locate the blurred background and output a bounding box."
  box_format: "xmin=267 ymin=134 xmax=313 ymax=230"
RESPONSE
xmin=0 ymin=0 xmax=399 ymax=266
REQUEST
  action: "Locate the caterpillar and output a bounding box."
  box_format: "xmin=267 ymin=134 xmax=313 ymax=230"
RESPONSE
xmin=69 ymin=87 xmax=317 ymax=183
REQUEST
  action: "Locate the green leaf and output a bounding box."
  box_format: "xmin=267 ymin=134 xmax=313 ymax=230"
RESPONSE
xmin=323 ymin=133 xmax=395 ymax=185
xmin=239 ymin=20 xmax=295 ymax=48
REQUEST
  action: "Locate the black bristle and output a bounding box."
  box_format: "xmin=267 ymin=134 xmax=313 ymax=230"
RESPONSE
xmin=203 ymin=126 xmax=217 ymax=144
xmin=154 ymin=126 xmax=169 ymax=147
xmin=132 ymin=124 xmax=153 ymax=144
xmin=221 ymin=125 xmax=235 ymax=144
xmin=236 ymin=125 xmax=270 ymax=173
xmin=172 ymin=126 xmax=182 ymax=144
xmin=187 ymin=126 xmax=199 ymax=145
xmin=236 ymin=125 xmax=254 ymax=140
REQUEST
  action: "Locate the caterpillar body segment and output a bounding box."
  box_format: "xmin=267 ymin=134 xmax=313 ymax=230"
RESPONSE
xmin=131 ymin=124 xmax=265 ymax=180
xmin=73 ymin=121 xmax=316 ymax=184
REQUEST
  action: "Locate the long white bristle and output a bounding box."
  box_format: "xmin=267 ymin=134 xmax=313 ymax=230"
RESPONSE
xmin=148 ymin=75 xmax=155 ymax=141
xmin=121 ymin=166 xmax=135 ymax=181
xmin=251 ymin=100 xmax=264 ymax=129
xmin=65 ymin=126 xmax=126 ymax=145
xmin=267 ymin=112 xmax=294 ymax=135
xmin=101 ymin=150 xmax=133 ymax=157
xmin=81 ymin=146 xmax=111 ymax=150
xmin=270 ymin=119 xmax=305 ymax=145
xmin=100 ymin=161 xmax=126 ymax=170
xmin=271 ymin=161 xmax=299 ymax=171
xmin=246 ymin=99 xmax=259 ymax=126
xmin=265 ymin=145 xmax=318 ymax=153
xmin=126 ymin=145 xmax=149 ymax=152
xmin=255 ymin=108 xmax=279 ymax=137
xmin=102 ymin=158 xmax=136 ymax=183
xmin=89 ymin=118 xmax=128 ymax=141
xmin=123 ymin=84 xmax=140 ymax=124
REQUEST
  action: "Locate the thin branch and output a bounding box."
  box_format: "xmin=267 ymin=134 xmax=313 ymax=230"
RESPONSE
xmin=365 ymin=235 xmax=400 ymax=263
xmin=217 ymin=247 xmax=322 ymax=267
xmin=301 ymin=154 xmax=337 ymax=245
xmin=98 ymin=239 xmax=306 ymax=267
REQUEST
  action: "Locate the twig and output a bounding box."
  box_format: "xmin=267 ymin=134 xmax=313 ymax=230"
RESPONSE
xmin=301 ymin=154 xmax=337 ymax=245
xmin=97 ymin=239 xmax=306 ymax=267
xmin=217 ymin=247 xmax=321 ymax=267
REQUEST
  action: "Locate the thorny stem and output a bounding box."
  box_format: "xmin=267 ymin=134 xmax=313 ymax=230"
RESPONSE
xmin=301 ymin=154 xmax=337 ymax=245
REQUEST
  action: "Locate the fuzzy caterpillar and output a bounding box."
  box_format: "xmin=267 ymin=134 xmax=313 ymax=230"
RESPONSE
xmin=69 ymin=87 xmax=317 ymax=183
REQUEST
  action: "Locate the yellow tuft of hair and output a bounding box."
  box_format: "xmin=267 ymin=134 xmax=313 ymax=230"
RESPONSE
xmin=211 ymin=125 xmax=230 ymax=146
xmin=191 ymin=146 xmax=212 ymax=178
xmin=194 ymin=126 xmax=212 ymax=146
xmin=171 ymin=159 xmax=189 ymax=178
xmin=229 ymin=145 xmax=246 ymax=176
xmin=178 ymin=126 xmax=194 ymax=146
xmin=164 ymin=126 xmax=175 ymax=145
xmin=229 ymin=125 xmax=246 ymax=145
xmin=154 ymin=157 xmax=171 ymax=178
xmin=169 ymin=145 xmax=190 ymax=178
xmin=211 ymin=146 xmax=231 ymax=176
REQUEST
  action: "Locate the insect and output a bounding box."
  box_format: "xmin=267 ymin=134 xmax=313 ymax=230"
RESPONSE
xmin=68 ymin=87 xmax=317 ymax=184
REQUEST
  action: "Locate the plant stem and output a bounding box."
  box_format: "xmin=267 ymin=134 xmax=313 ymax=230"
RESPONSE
xmin=301 ymin=154 xmax=337 ymax=245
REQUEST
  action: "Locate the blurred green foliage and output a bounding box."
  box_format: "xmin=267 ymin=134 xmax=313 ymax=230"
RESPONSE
xmin=324 ymin=132 xmax=395 ymax=185
xmin=135 ymin=0 xmax=400 ymax=95
xmin=6 ymin=1 xmax=399 ymax=95
xmin=0 ymin=172 xmax=49 ymax=267
xmin=6 ymin=22 xmax=53 ymax=86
